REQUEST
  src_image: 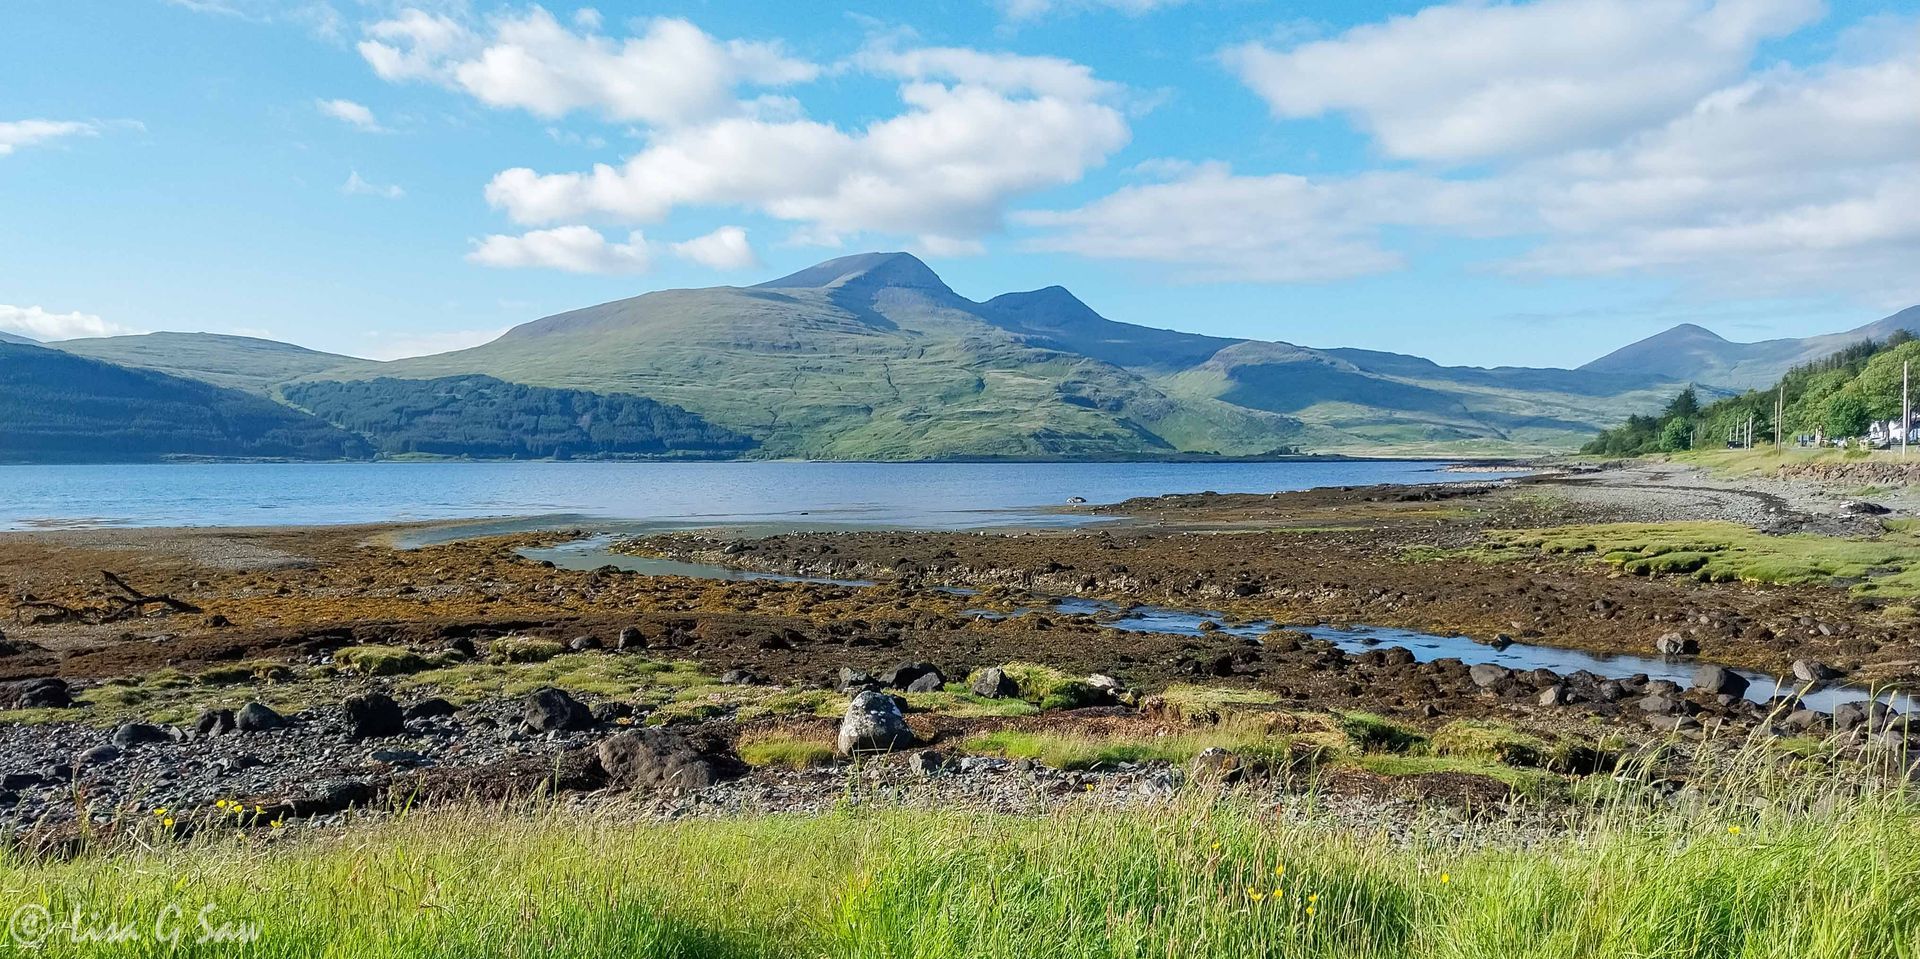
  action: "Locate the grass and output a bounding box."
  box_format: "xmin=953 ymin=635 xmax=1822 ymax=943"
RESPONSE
xmin=1488 ymin=520 xmax=1920 ymax=596
xmin=333 ymin=645 xmax=439 ymax=676
xmin=959 ymin=727 xmax=1303 ymax=771
xmin=1343 ymin=753 xmax=1564 ymax=799
xmin=5 ymin=769 xmax=1917 ymax=958
xmin=973 ymin=662 xmax=1109 ymax=710
xmin=736 ymin=730 xmax=837 ymax=769
xmin=485 ymin=637 xmax=566 ymax=664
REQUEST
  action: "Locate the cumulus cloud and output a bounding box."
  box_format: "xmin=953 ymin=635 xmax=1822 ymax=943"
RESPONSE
xmin=0 ymin=119 xmax=102 ymax=156
xmin=358 ymin=7 xmax=816 ymax=126
xmin=1222 ymin=0 xmax=1824 ymax=162
xmin=1031 ymin=6 xmax=1919 ymax=304
xmin=0 ymin=304 xmax=137 ymax=340
xmin=999 ymin=0 xmax=1189 ymax=21
xmin=467 ymin=225 xmax=654 ymax=274
xmin=316 ymin=98 xmax=382 ymax=130
xmin=481 ymin=49 xmax=1129 ymax=251
xmin=671 ymin=226 xmax=760 ymax=270
xmin=340 ymin=170 xmax=404 ymax=198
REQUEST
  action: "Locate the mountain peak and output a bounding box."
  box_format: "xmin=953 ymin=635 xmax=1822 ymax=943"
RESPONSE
xmin=754 ymin=252 xmax=953 ymax=297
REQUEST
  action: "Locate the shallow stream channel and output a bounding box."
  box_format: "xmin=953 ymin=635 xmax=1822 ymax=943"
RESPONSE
xmin=521 ymin=536 xmax=1917 ymax=717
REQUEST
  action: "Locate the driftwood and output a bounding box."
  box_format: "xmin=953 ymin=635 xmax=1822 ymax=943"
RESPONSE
xmin=9 ymin=572 xmax=200 ymax=625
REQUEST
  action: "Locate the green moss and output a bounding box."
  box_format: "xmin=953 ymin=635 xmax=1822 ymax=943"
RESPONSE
xmin=737 ymin=733 xmax=837 ymax=769
xmin=960 ymin=728 xmax=1300 ymax=771
xmin=1488 ymin=520 xmax=1920 ymax=597
xmin=487 ymin=638 xmax=566 ymax=664
xmin=335 ymin=645 xmax=435 ymax=676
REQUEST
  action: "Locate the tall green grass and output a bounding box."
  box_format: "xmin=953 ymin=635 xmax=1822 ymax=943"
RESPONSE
xmin=5 ymin=759 xmax=1916 ymax=958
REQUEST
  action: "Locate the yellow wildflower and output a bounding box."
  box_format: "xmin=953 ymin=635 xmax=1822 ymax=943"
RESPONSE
xmin=1440 ymin=873 xmax=1451 ymax=884
xmin=162 ymin=818 xmax=175 ymax=828
xmin=1727 ymin=825 xmax=1741 ymax=835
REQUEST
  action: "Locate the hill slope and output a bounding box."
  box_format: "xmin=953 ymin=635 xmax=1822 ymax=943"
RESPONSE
xmin=1583 ymin=307 xmax=1920 ymax=390
xmin=282 ymin=375 xmax=755 ymax=459
xmin=52 ymin=332 xmax=380 ymax=394
xmin=372 ymin=253 xmax=1305 ymax=459
xmin=0 ymin=342 xmax=370 ymax=462
xmin=0 ymin=331 xmax=37 ymax=345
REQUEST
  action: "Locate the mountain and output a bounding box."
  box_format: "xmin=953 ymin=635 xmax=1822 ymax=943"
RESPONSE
xmin=0 ymin=341 xmax=370 ymax=462
xmin=980 ymin=286 xmax=1236 ymax=372
xmin=371 ymin=252 xmax=1304 ymax=458
xmin=51 ymin=332 xmax=379 ymax=394
xmin=281 ymin=375 xmax=755 ymax=459
xmin=0 ymin=331 xmax=37 ymax=345
xmin=1582 ymin=306 xmax=1920 ymax=390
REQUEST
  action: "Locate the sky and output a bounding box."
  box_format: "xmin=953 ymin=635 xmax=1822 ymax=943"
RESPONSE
xmin=2 ymin=0 xmax=1917 ymax=367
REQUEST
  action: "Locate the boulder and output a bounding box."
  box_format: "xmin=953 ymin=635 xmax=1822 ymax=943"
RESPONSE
xmin=1790 ymin=659 xmax=1839 ymax=683
xmin=596 ymin=729 xmax=733 ymax=792
xmin=111 ymin=722 xmax=173 ymax=749
xmin=879 ymin=662 xmax=940 ymax=690
xmin=404 ymin=698 xmax=458 ymax=720
xmin=1468 ymin=663 xmax=1511 ymax=688
xmin=836 ymin=667 xmax=877 ymax=692
xmin=719 ymin=669 xmax=764 ymax=686
xmin=837 ymin=690 xmax=916 ymax=755
xmin=969 ymin=667 xmax=1019 ymax=699
xmin=1654 ymin=632 xmax=1697 ymax=656
xmin=568 ymin=635 xmax=603 ymax=653
xmin=1690 ymin=665 xmax=1749 ymax=698
xmin=1538 ymin=685 xmax=1569 ymax=707
xmin=0 ymin=678 xmax=71 ymax=710
xmin=1833 ymin=700 xmax=1892 ymax=732
xmin=192 ymin=708 xmax=236 ymax=738
xmin=523 ymin=687 xmax=593 ymax=733
xmin=1783 ymin=709 xmax=1825 ymax=732
xmin=1637 ymin=694 xmax=1683 ymax=715
xmin=591 ymin=701 xmax=635 ymax=724
xmin=907 ymin=749 xmax=949 ymax=777
xmin=616 ymin=626 xmax=645 ymax=651
xmin=905 ymin=671 xmax=945 ymax=693
xmin=1086 ymin=674 xmax=1125 ymax=696
xmin=342 ymin=692 xmax=405 ymax=740
xmin=287 ymin=778 xmax=376 ymax=816
xmin=76 ymin=745 xmax=120 ymax=766
xmin=235 ymin=702 xmax=287 ymax=732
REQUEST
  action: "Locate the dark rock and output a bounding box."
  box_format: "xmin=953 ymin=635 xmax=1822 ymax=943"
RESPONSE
xmin=617 ymin=626 xmax=645 ymax=651
xmin=235 ymin=702 xmax=287 ymax=732
xmin=1844 ymin=501 xmax=1892 ymax=515
xmin=720 ymin=669 xmax=764 ymax=686
xmin=590 ymin=701 xmax=635 ymax=724
xmin=77 ymin=745 xmax=120 ymax=766
xmin=1538 ymin=685 xmax=1568 ymax=707
xmin=204 ymin=614 xmax=231 ymax=628
xmin=1833 ymin=700 xmax=1891 ymax=731
xmin=970 ymin=667 xmax=1019 ymax=699
xmin=523 ymin=687 xmax=593 ymax=732
xmin=836 ymin=667 xmax=877 ymax=692
xmin=905 ymin=671 xmax=945 ymax=693
xmin=1690 ymin=665 xmax=1749 ymax=698
xmin=342 ymin=692 xmax=405 ymax=740
xmin=879 ymin=662 xmax=940 ymax=690
xmin=1637 ymin=694 xmax=1683 ymax=715
xmin=192 ymin=708 xmax=236 ymax=738
xmin=446 ymin=636 xmax=478 ymax=658
xmin=0 ymin=678 xmax=71 ymax=710
xmin=0 ymin=772 xmax=42 ymax=791
xmin=1487 ymin=633 xmax=1513 ymax=650
xmin=907 ymin=749 xmax=949 ymax=776
xmin=288 ymin=778 xmax=376 ymax=816
xmin=568 ymin=635 xmax=602 ymax=653
xmin=368 ymin=748 xmax=429 ymax=766
xmin=111 ymin=722 xmax=172 ymax=749
xmin=837 ymin=690 xmax=916 ymax=755
xmin=404 ymin=698 xmax=458 ymax=720
xmin=596 ymin=729 xmax=736 ymax=792
xmin=1783 ymin=709 xmax=1824 ymax=732
xmin=1654 ymin=632 xmax=1697 ymax=655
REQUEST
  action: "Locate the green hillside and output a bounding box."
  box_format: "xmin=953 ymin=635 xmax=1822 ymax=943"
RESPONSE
xmin=282 ymin=375 xmax=755 ymax=459
xmin=370 ymin=254 xmax=1304 ymax=459
xmin=52 ymin=332 xmax=380 ymax=394
xmin=0 ymin=341 xmax=370 ymax=462
xmin=1582 ymin=306 xmax=1920 ymax=391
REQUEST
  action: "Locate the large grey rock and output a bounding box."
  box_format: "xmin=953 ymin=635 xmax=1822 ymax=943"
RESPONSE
xmin=1654 ymin=632 xmax=1697 ymax=656
xmin=192 ymin=708 xmax=236 ymax=738
xmin=970 ymin=667 xmax=1019 ymax=699
xmin=111 ymin=722 xmax=172 ymax=749
xmin=1791 ymin=659 xmax=1839 ymax=683
xmin=523 ymin=687 xmax=593 ymax=732
xmin=1637 ymin=694 xmax=1683 ymax=715
xmin=1690 ymin=665 xmax=1749 ymax=698
xmin=0 ymin=678 xmax=71 ymax=710
xmin=905 ymin=671 xmax=945 ymax=693
xmin=342 ymin=692 xmax=404 ymax=740
xmin=235 ymin=702 xmax=287 ymax=732
xmin=596 ymin=729 xmax=732 ymax=792
xmin=879 ymin=662 xmax=940 ymax=690
xmin=617 ymin=626 xmax=645 ymax=651
xmin=1468 ymin=663 xmax=1511 ymax=688
xmin=838 ymin=690 xmax=916 ymax=755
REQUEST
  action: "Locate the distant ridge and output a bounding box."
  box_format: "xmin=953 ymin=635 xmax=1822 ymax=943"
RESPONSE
xmin=1582 ymin=306 xmax=1920 ymax=390
xmin=0 ymin=330 xmax=38 ymax=345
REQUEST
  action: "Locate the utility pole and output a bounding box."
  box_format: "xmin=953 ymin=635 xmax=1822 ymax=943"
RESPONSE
xmin=1746 ymin=411 xmax=1754 ymax=449
xmin=1904 ymin=360 xmax=1910 ymax=460
xmin=1776 ymin=385 xmax=1785 ymax=452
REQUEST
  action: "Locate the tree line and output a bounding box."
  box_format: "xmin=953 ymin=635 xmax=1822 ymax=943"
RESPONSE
xmin=1582 ymin=331 xmax=1919 ymax=455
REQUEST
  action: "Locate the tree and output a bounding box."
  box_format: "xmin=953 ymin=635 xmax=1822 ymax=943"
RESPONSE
xmin=1662 ymin=386 xmax=1700 ymax=420
xmin=1823 ymin=389 xmax=1871 ymax=440
xmin=1658 ymin=417 xmax=1692 ymax=452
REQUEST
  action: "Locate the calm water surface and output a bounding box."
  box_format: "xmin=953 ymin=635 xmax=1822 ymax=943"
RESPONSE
xmin=0 ymin=460 xmax=1515 ymax=531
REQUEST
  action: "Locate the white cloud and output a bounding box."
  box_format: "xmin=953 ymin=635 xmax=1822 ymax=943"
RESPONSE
xmin=316 ymin=98 xmax=382 ymax=130
xmin=340 ymin=170 xmax=404 ymax=198
xmin=0 ymin=119 xmax=100 ymax=156
xmin=671 ymin=226 xmax=760 ymax=270
xmin=354 ymin=327 xmax=510 ymax=360
xmin=1031 ymin=7 xmax=1920 ymax=305
xmin=467 ymin=225 xmax=654 ymax=274
xmin=0 ymin=304 xmax=138 ymax=340
xmin=358 ymin=7 xmax=817 ymax=126
xmin=1223 ymin=0 xmax=1824 ymax=162
xmin=481 ymin=49 xmax=1129 ymax=251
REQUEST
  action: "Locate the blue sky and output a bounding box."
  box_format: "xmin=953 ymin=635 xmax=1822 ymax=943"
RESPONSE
xmin=2 ymin=0 xmax=1916 ymax=366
